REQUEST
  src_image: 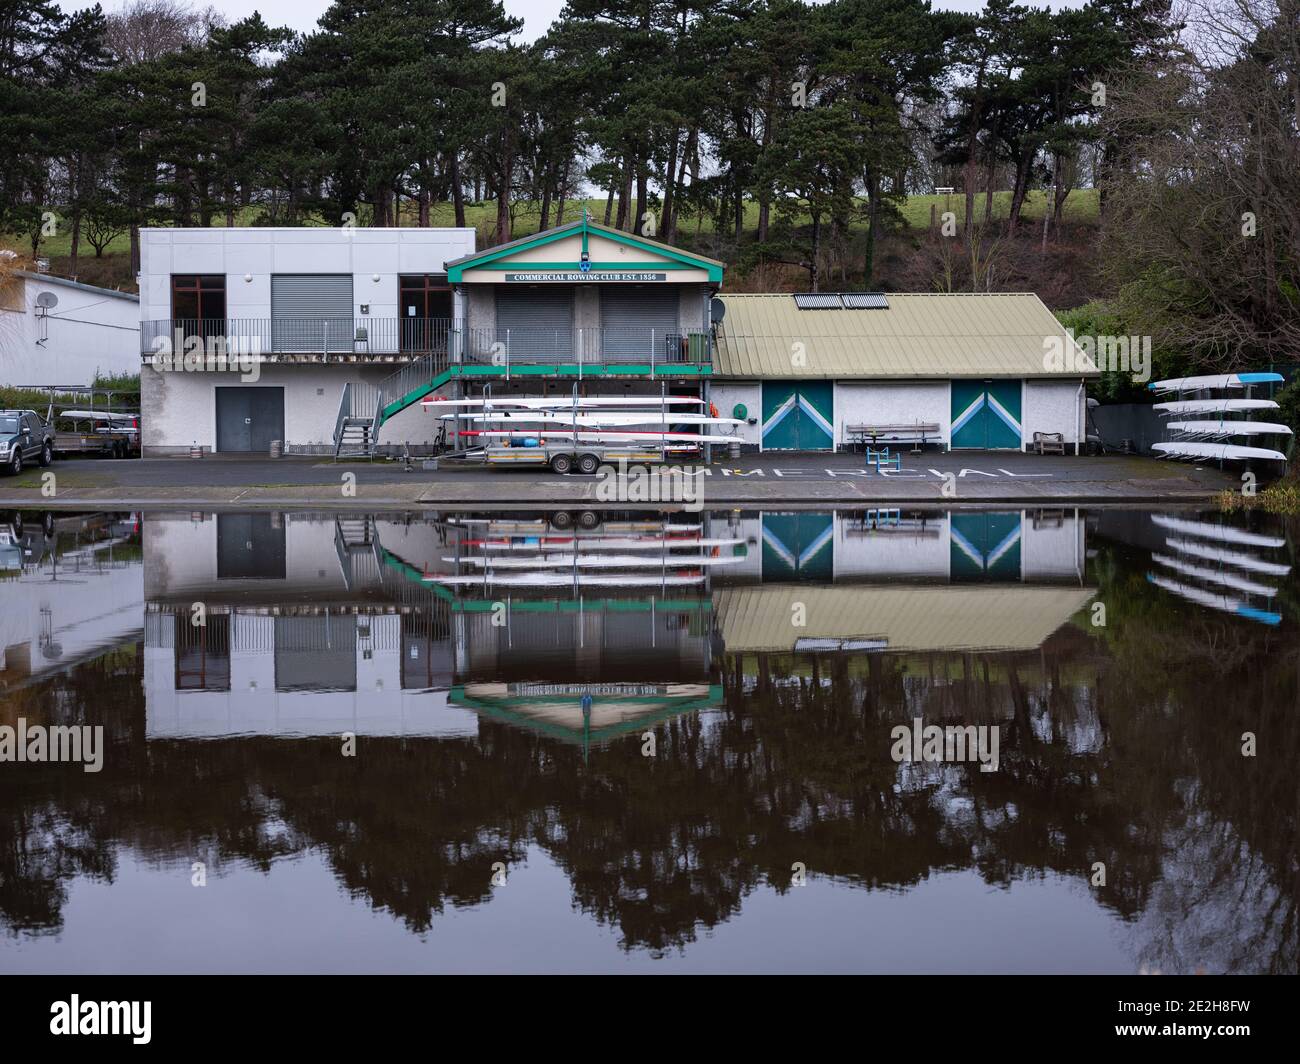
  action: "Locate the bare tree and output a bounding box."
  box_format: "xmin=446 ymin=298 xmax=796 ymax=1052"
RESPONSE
xmin=103 ymin=0 xmax=225 ymax=65
xmin=1099 ymin=0 xmax=1300 ymax=366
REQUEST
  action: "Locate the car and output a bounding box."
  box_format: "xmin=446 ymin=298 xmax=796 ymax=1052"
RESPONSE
xmin=0 ymin=409 xmax=55 ymax=475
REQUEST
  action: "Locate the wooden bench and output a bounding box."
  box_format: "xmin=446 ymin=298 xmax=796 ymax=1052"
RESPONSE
xmin=846 ymin=423 xmax=942 ymax=454
xmin=1033 ymin=431 xmax=1066 ymax=455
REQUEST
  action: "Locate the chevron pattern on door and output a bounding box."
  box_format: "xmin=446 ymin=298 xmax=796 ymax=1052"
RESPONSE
xmin=761 ymin=382 xmax=834 ymax=450
xmin=951 ymin=381 xmax=1022 ymax=449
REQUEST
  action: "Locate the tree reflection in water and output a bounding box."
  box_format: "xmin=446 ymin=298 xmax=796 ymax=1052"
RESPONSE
xmin=0 ymin=518 xmax=1295 ymax=973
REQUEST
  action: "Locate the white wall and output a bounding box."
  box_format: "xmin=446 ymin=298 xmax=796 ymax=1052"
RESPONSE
xmin=708 ymin=380 xmax=761 ymax=448
xmin=1020 ymin=509 xmax=1086 ymax=581
xmin=832 ymin=511 xmax=952 ymax=578
xmin=139 ymin=227 xmax=476 ymax=322
xmin=0 ymin=543 xmax=143 ymax=686
xmin=141 ymin=362 xmax=457 ymax=453
xmin=144 ymin=511 xmax=463 ymax=597
xmin=144 ymin=613 xmax=479 ymax=739
xmin=1023 ymin=379 xmax=1085 ymax=451
xmin=0 ymin=273 xmax=139 ymax=387
xmin=833 ymin=381 xmax=950 ymax=451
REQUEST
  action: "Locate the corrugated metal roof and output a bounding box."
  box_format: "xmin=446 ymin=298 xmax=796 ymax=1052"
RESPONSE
xmin=714 ymin=292 xmax=1094 ymax=378
xmin=714 ymin=585 xmax=1094 ymax=654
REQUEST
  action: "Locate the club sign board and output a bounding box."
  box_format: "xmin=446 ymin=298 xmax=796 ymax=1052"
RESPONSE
xmin=504 ymin=272 xmax=668 ymax=282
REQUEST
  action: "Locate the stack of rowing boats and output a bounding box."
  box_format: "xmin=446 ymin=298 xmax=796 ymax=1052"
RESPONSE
xmin=1145 ymin=514 xmax=1289 ymax=626
xmin=1148 ymin=373 xmax=1291 ymax=464
xmin=422 ymin=394 xmax=742 ymax=447
xmin=426 ymin=516 xmax=747 ymax=587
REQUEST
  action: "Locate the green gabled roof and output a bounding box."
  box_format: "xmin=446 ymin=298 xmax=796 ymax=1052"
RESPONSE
xmin=446 ymin=217 xmax=724 ymax=283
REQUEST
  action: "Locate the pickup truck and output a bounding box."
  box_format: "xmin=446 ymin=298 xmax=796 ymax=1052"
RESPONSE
xmin=0 ymin=409 xmax=55 ymax=475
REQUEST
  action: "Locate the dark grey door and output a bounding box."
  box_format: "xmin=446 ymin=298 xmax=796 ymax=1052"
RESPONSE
xmin=601 ymin=286 xmax=680 ymax=360
xmin=216 ymin=513 xmax=286 ymax=579
xmin=496 ymin=286 xmax=574 ymax=361
xmin=216 ymin=387 xmax=284 ymax=452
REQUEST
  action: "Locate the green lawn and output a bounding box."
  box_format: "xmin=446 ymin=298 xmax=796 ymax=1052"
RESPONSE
xmin=7 ymin=188 xmax=1100 ymax=263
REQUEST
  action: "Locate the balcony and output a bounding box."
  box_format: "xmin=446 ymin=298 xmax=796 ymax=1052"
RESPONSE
xmin=140 ymin=320 xmax=713 ymax=372
xmin=459 ymin=326 xmax=713 ymax=372
xmin=141 ymin=318 xmax=454 ymax=364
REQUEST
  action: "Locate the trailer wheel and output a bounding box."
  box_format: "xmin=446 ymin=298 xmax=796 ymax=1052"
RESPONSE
xmin=576 ymin=453 xmax=600 ymax=475
xmin=578 ymin=510 xmax=600 ymax=530
xmin=550 ymin=453 xmax=573 ymax=475
xmin=550 ymin=510 xmax=573 ymax=530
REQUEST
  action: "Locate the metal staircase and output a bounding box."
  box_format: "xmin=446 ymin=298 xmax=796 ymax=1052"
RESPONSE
xmin=332 ymin=349 xmax=452 ymax=459
xmin=333 ymin=514 xmax=382 ymax=590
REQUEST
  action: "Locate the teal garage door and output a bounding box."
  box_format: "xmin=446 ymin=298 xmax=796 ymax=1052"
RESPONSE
xmin=950 ymin=381 xmax=1022 ymax=449
xmin=949 ymin=513 xmax=1022 ymax=580
xmin=761 ymin=381 xmax=834 ymax=450
xmin=761 ymin=513 xmax=834 ymax=581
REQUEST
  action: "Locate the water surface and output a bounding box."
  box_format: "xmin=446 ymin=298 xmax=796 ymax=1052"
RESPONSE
xmin=0 ymin=507 xmax=1295 ymax=973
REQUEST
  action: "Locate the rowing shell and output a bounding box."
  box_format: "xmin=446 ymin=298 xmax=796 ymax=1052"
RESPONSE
xmin=461 ymin=536 xmax=745 ymax=551
xmin=423 ymin=395 xmax=704 ymax=409
xmin=428 ymin=572 xmax=707 ymax=587
xmin=1146 ymin=573 xmax=1281 ymax=626
xmin=459 ymin=428 xmax=738 ymax=445
xmin=1153 ymin=399 xmax=1279 ymax=415
xmin=1147 ymin=372 xmax=1283 ymax=394
xmin=1150 ymin=514 xmax=1285 ymax=548
xmin=440 ymin=411 xmax=744 ymax=427
xmin=1150 ymin=441 xmax=1287 ymax=462
xmin=1164 ymin=538 xmax=1291 ymax=576
xmin=444 ymin=553 xmax=745 ymax=570
xmin=1166 ymin=421 xmax=1292 ymax=438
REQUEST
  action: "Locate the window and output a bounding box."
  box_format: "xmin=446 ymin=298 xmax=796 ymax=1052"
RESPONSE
xmin=171 ymin=275 xmax=226 ymax=324
xmin=399 ymin=274 xmax=452 ymax=353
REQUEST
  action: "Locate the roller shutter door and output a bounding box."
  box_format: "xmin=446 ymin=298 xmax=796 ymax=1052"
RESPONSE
xmin=496 ymin=286 xmax=574 ymax=361
xmin=271 ymin=274 xmax=353 ymax=353
xmin=601 ymin=286 xmax=680 ymax=361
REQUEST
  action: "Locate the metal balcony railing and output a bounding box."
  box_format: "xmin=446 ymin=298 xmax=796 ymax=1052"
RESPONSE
xmin=454 ymin=326 xmax=713 ymax=369
xmin=141 ymin=318 xmax=455 ymax=359
xmin=141 ymin=319 xmax=714 ymax=369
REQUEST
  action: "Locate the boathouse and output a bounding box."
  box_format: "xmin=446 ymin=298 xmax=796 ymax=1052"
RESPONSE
xmin=137 ymin=219 xmax=1091 ymax=456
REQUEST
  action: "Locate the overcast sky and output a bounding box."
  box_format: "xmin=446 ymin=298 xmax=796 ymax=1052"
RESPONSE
xmin=67 ymin=1 xmax=1088 ymax=44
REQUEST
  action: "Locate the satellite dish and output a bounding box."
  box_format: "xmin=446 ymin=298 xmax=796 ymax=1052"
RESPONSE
xmin=709 ymin=297 xmax=726 ymax=324
xmin=35 ymin=291 xmax=58 ymax=310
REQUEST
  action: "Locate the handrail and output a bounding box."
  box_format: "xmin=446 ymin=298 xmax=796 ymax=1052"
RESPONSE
xmin=143 ymin=319 xmax=714 ymax=367
xmin=333 ymin=382 xmax=352 ymax=456
xmin=141 ymin=318 xmax=455 ymax=358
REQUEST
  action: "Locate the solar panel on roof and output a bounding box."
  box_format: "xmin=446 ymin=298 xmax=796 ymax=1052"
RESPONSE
xmin=793 ymin=293 xmax=843 ymax=309
xmin=842 ymin=293 xmax=889 ymax=309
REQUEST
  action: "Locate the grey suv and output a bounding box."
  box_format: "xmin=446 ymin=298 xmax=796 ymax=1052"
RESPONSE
xmin=0 ymin=410 xmax=55 ymax=475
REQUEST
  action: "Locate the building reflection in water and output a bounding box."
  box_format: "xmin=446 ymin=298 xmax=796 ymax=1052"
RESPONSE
xmin=139 ymin=508 xmax=1090 ymax=747
xmin=2 ymin=506 xmax=1295 ymax=973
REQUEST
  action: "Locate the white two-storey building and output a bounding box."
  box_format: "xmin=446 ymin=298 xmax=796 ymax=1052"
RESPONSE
xmin=138 ymin=227 xmax=475 ymax=455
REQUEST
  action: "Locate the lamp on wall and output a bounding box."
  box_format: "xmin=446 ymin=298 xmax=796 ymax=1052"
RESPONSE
xmin=243 ymin=273 xmax=252 ymax=283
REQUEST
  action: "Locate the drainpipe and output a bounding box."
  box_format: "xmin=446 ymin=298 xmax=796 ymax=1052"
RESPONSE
xmin=1076 ymin=377 xmax=1085 ymax=456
